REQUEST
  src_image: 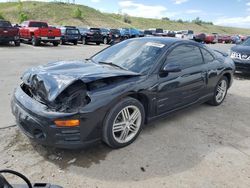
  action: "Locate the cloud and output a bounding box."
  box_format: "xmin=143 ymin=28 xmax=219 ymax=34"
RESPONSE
xmin=91 ymin=0 xmax=100 ymax=3
xmin=118 ymin=1 xmax=167 ymax=18
xmin=214 ymin=16 xmax=250 ymax=28
xmin=173 ymin=0 xmax=188 ymax=5
xmin=185 ymin=9 xmax=202 ymax=14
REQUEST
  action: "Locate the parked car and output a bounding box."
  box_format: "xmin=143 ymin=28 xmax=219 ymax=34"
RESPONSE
xmin=138 ymin=30 xmax=144 ymax=37
xmin=204 ymin=34 xmax=218 ymax=44
xmin=60 ymin=26 xmax=81 ymax=45
xmin=231 ymin=35 xmax=241 ymax=44
xmin=218 ymin=35 xmax=232 ymax=43
xmin=230 ymin=37 xmax=250 ymax=73
xmin=109 ymin=29 xmax=122 ymax=45
xmin=0 ymin=19 xmax=20 ymax=46
xmin=100 ymin=28 xmax=111 ymax=44
xmin=19 ymin=20 xmax=61 ymax=46
xmin=175 ymin=30 xmax=194 ymax=40
xmin=78 ymin=27 xmax=103 ymax=45
xmin=144 ymin=30 xmax=154 ymax=37
xmin=193 ymin=33 xmax=206 ymax=43
xmin=120 ymin=28 xmax=140 ymax=38
xmin=163 ymin=30 xmax=176 ymax=38
xmin=12 ymin=37 xmax=235 ymax=149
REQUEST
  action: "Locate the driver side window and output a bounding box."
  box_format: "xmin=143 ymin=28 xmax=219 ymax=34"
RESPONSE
xmin=166 ymin=45 xmax=204 ymax=69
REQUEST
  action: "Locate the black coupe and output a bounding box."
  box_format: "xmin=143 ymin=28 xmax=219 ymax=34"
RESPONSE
xmin=11 ymin=37 xmax=235 ymax=149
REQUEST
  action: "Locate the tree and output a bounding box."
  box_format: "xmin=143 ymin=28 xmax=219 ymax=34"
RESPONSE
xmin=123 ymin=13 xmax=131 ymax=24
xmin=73 ymin=7 xmax=82 ymax=19
xmin=162 ymin=17 xmax=170 ymax=21
xmin=192 ymin=17 xmax=202 ymax=25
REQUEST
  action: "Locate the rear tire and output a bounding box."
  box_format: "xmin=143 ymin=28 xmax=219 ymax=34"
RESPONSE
xmin=73 ymin=41 xmax=77 ymax=45
xmin=102 ymin=97 xmax=145 ymax=149
xmin=32 ymin=36 xmax=40 ymax=46
xmin=53 ymin=42 xmax=59 ymax=46
xmin=14 ymin=40 xmax=20 ymax=46
xmin=96 ymin=42 xmax=100 ymax=45
xmin=207 ymin=76 xmax=228 ymax=106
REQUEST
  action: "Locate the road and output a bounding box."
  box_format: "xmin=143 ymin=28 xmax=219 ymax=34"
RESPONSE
xmin=0 ymin=42 xmax=250 ymax=188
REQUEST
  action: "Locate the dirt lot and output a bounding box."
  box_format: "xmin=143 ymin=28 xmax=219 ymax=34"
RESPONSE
xmin=0 ymin=43 xmax=250 ymax=188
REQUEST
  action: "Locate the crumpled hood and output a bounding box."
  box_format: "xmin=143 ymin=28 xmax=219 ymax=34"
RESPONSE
xmin=21 ymin=60 xmax=140 ymax=102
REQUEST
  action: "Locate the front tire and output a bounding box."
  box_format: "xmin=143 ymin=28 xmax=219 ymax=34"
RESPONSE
xmin=14 ymin=40 xmax=20 ymax=46
xmin=103 ymin=97 xmax=145 ymax=149
xmin=96 ymin=42 xmax=100 ymax=45
xmin=53 ymin=42 xmax=59 ymax=46
xmin=207 ymin=76 xmax=228 ymax=106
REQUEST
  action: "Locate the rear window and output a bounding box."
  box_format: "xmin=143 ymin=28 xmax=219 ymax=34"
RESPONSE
xmin=66 ymin=29 xmax=79 ymax=34
xmin=29 ymin=22 xmax=48 ymax=28
xmin=90 ymin=28 xmax=101 ymax=31
xmin=156 ymin=29 xmax=163 ymax=33
xmin=110 ymin=29 xmax=120 ymax=34
xmin=0 ymin=21 xmax=12 ymax=27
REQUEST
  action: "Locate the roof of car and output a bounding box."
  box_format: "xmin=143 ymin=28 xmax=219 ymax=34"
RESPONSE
xmin=131 ymin=37 xmax=199 ymax=46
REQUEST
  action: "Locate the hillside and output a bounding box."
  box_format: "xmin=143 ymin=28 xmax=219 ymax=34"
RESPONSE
xmin=0 ymin=1 xmax=250 ymax=35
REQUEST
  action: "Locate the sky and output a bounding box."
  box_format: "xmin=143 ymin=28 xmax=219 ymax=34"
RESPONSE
xmin=1 ymin=0 xmax=250 ymax=28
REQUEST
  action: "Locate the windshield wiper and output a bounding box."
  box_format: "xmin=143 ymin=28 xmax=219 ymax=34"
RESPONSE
xmin=98 ymin=61 xmax=128 ymax=70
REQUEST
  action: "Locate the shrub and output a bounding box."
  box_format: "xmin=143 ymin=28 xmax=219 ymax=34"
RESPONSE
xmin=73 ymin=7 xmax=82 ymax=19
xmin=19 ymin=12 xmax=28 ymax=23
xmin=123 ymin=13 xmax=131 ymax=24
xmin=162 ymin=17 xmax=170 ymax=21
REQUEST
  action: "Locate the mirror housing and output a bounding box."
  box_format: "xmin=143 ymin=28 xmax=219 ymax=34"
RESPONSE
xmin=162 ymin=63 xmax=181 ymax=73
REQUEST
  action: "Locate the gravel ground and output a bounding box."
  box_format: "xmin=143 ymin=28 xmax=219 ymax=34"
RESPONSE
xmin=0 ymin=42 xmax=250 ymax=188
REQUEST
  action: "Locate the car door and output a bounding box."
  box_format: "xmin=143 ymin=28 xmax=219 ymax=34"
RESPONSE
xmin=157 ymin=44 xmax=207 ymax=114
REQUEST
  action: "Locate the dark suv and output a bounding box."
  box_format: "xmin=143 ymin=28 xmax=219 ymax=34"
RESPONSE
xmin=60 ymin=26 xmax=81 ymax=45
xmin=0 ymin=20 xmax=20 ymax=46
xmin=78 ymin=27 xmax=104 ymax=45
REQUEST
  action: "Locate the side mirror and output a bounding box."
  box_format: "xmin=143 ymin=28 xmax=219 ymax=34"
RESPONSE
xmin=162 ymin=63 xmax=181 ymax=73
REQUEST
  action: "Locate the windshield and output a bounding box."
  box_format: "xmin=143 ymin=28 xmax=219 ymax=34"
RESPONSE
xmin=241 ymin=38 xmax=250 ymax=46
xmin=66 ymin=29 xmax=79 ymax=34
xmin=0 ymin=21 xmax=12 ymax=27
xmin=92 ymin=39 xmax=165 ymax=74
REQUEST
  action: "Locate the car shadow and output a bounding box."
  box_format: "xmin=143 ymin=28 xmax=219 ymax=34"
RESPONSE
xmin=4 ymin=93 xmax=250 ymax=181
xmin=234 ymin=72 xmax=250 ymax=80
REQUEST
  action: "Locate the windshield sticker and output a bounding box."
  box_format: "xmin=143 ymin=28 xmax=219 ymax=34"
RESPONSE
xmin=145 ymin=42 xmax=165 ymax=48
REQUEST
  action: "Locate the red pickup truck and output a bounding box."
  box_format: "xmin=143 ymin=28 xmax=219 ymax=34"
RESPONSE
xmin=19 ymin=20 xmax=61 ymax=46
xmin=0 ymin=20 xmax=20 ymax=46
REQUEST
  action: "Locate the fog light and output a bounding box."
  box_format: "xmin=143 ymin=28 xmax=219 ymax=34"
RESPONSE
xmin=54 ymin=119 xmax=80 ymax=127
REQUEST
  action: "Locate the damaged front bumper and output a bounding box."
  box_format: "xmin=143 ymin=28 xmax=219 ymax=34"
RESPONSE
xmin=11 ymin=86 xmax=102 ymax=149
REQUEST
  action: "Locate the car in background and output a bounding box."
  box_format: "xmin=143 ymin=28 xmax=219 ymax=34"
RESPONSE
xmin=204 ymin=34 xmax=218 ymax=44
xmin=78 ymin=27 xmax=103 ymax=45
xmin=175 ymin=30 xmax=194 ymax=40
xmin=144 ymin=30 xmax=154 ymax=37
xmin=218 ymin=35 xmax=232 ymax=43
xmin=193 ymin=33 xmax=206 ymax=43
xmin=230 ymin=37 xmax=250 ymax=73
xmin=109 ymin=29 xmax=122 ymax=45
xmin=60 ymin=26 xmax=81 ymax=45
xmin=12 ymin=37 xmax=235 ymax=149
xmin=120 ymin=28 xmax=140 ymax=38
xmin=163 ymin=30 xmax=176 ymax=37
xmin=100 ymin=28 xmax=111 ymax=44
xmin=0 ymin=19 xmax=20 ymax=46
xmin=19 ymin=20 xmax=61 ymax=46
xmin=231 ymin=35 xmax=241 ymax=44
xmin=138 ymin=30 xmax=144 ymax=37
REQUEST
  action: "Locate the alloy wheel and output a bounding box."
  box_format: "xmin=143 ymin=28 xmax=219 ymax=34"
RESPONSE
xmin=112 ymin=105 xmax=142 ymax=144
xmin=215 ymin=79 xmax=227 ymax=103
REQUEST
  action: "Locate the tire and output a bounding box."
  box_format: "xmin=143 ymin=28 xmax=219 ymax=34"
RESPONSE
xmin=32 ymin=36 xmax=40 ymax=46
xmin=103 ymin=37 xmax=108 ymax=44
xmin=73 ymin=41 xmax=77 ymax=45
xmin=102 ymin=97 xmax=145 ymax=149
xmin=96 ymin=42 xmax=100 ymax=45
xmin=53 ymin=42 xmax=59 ymax=46
xmin=60 ymin=40 xmax=65 ymax=45
xmin=14 ymin=40 xmax=20 ymax=46
xmin=82 ymin=37 xmax=87 ymax=45
xmin=207 ymin=76 xmax=228 ymax=106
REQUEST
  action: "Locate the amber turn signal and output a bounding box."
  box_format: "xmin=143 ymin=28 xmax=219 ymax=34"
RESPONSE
xmin=54 ymin=119 xmax=80 ymax=127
